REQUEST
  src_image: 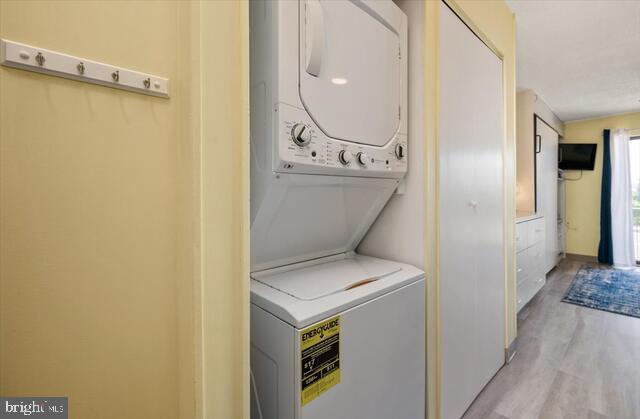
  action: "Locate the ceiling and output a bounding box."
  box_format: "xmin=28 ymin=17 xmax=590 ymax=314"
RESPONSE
xmin=507 ymin=0 xmax=640 ymax=122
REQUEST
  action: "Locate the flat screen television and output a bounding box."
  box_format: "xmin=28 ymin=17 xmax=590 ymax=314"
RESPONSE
xmin=558 ymin=143 xmax=597 ymax=170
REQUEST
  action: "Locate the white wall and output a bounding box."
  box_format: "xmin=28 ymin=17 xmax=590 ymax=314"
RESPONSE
xmin=358 ymin=0 xmax=425 ymax=269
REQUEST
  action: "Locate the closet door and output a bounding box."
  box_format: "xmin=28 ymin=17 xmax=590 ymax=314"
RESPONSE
xmin=535 ymin=117 xmax=559 ymax=272
xmin=439 ymin=3 xmax=505 ymax=419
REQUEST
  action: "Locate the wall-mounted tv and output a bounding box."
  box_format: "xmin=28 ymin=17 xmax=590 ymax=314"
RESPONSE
xmin=558 ymin=143 xmax=597 ymax=170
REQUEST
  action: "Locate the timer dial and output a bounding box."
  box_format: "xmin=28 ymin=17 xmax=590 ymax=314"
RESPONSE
xmin=338 ymin=150 xmax=353 ymax=165
xmin=356 ymin=152 xmax=368 ymax=166
xmin=291 ymin=123 xmax=311 ymax=147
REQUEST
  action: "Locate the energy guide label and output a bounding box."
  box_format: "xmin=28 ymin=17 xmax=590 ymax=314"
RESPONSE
xmin=300 ymin=315 xmax=341 ymax=406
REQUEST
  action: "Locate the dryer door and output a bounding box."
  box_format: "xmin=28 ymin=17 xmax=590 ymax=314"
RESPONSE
xmin=299 ymin=0 xmax=404 ymax=147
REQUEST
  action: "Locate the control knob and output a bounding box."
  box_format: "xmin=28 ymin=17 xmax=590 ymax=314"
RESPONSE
xmin=338 ymin=150 xmax=353 ymax=165
xmin=291 ymin=123 xmax=311 ymax=147
xmin=356 ymin=152 xmax=368 ymax=166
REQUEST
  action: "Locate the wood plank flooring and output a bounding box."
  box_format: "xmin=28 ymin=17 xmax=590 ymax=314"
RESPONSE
xmin=463 ymin=257 xmax=640 ymax=419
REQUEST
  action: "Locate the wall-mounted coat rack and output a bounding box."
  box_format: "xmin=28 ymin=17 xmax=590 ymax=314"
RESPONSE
xmin=0 ymin=39 xmax=169 ymax=98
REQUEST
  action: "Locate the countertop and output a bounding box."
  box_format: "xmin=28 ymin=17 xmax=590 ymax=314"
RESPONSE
xmin=516 ymin=211 xmax=544 ymax=223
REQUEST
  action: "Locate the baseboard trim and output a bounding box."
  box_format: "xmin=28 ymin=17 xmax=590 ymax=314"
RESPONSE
xmin=566 ymin=253 xmax=598 ymax=263
xmin=505 ymin=338 xmax=517 ymax=364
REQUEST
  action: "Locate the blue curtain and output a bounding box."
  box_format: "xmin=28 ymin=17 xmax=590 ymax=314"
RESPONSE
xmin=598 ymin=129 xmax=613 ymax=264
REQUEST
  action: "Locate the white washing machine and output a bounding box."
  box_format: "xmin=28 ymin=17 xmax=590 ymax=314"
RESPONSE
xmin=250 ymin=1 xmax=424 ymax=418
xmin=251 ymin=254 xmax=425 ymax=419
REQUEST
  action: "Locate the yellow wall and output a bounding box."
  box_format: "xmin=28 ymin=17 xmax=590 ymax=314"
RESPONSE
xmin=0 ymin=1 xmax=249 ymax=418
xmin=564 ymin=112 xmax=640 ymax=257
xmin=424 ymin=1 xmax=516 ymax=418
xmin=198 ymin=1 xmax=250 ymax=418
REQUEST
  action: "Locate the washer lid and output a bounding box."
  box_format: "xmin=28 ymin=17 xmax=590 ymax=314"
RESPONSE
xmin=250 ymin=254 xmax=425 ymax=328
xmin=256 ymin=255 xmax=401 ymax=300
xmin=299 ymin=0 xmax=405 ymax=147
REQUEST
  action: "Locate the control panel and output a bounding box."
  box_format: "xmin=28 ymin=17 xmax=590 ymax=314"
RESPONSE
xmin=275 ymin=104 xmax=407 ymax=178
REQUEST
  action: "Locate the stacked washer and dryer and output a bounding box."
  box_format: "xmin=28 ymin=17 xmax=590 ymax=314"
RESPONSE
xmin=249 ymin=1 xmax=425 ymax=418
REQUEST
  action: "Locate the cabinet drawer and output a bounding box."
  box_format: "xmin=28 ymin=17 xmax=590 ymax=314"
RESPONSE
xmin=517 ymin=277 xmax=532 ymax=312
xmin=528 ymin=217 xmax=545 ymax=245
xmin=517 ymin=275 xmax=545 ymax=312
xmin=531 ymin=275 xmax=545 ymax=295
xmin=516 ymin=222 xmax=528 ymax=252
xmin=516 ymin=250 xmax=529 ymax=284
xmin=529 ymin=241 xmax=544 ymax=269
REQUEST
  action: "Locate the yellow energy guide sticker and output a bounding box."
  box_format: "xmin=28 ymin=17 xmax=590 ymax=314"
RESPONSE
xmin=300 ymin=315 xmax=341 ymax=406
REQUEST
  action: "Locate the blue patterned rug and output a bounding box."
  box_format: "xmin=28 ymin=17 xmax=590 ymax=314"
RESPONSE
xmin=562 ymin=265 xmax=640 ymax=318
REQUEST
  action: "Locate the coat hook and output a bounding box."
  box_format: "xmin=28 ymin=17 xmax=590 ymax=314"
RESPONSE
xmin=35 ymin=52 xmax=45 ymax=66
xmin=1 ymin=40 xmax=169 ymax=98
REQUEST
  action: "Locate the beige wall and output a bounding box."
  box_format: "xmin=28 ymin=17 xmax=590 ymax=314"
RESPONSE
xmin=0 ymin=1 xmax=248 ymax=418
xmin=564 ymin=112 xmax=640 ymax=257
xmin=424 ymin=1 xmax=516 ymax=417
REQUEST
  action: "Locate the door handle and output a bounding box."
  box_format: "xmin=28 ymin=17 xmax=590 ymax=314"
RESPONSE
xmin=558 ymin=147 xmax=563 ymax=163
xmin=305 ymin=0 xmax=324 ymax=77
xmin=535 ymin=134 xmax=542 ymax=153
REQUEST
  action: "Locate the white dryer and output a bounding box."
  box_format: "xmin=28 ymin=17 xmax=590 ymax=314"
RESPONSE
xmin=249 ymin=1 xmax=424 ymax=418
xmin=250 ymin=0 xmax=409 ymax=272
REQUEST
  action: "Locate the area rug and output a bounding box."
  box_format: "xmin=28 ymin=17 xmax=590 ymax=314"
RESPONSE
xmin=562 ymin=265 xmax=640 ymax=318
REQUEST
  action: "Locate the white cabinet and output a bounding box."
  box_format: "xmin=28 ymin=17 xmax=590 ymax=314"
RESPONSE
xmin=439 ymin=4 xmax=505 ymax=419
xmin=535 ymin=117 xmax=559 ymax=272
xmin=516 ymin=215 xmax=546 ymax=312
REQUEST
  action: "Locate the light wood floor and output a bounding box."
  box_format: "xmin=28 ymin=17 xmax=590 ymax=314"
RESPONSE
xmin=463 ymin=257 xmax=640 ymax=419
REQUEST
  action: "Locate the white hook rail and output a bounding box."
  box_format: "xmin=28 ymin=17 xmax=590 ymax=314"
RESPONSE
xmin=0 ymin=39 xmax=169 ymax=98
